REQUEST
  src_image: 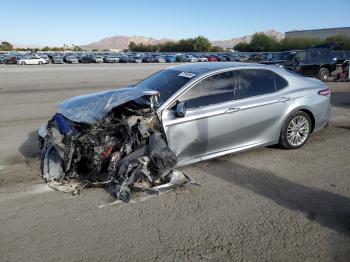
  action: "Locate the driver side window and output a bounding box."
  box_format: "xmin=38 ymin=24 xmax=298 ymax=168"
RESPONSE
xmin=178 ymin=71 xmax=236 ymax=109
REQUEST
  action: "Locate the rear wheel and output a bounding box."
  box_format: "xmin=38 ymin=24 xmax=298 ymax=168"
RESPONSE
xmin=279 ymin=111 xmax=312 ymax=149
xmin=318 ymin=67 xmax=329 ymax=81
xmin=21 ymin=61 xmax=26 ymax=65
xmin=38 ymin=61 xmax=43 ymax=65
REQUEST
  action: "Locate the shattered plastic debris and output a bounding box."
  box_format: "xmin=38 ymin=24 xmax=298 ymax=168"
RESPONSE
xmin=39 ymin=89 xmax=193 ymax=202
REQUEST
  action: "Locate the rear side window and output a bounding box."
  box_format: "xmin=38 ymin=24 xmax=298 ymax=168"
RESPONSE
xmin=234 ymin=69 xmax=275 ymax=99
xmin=179 ymin=71 xmax=235 ymax=109
xmin=274 ymin=73 xmax=288 ymax=91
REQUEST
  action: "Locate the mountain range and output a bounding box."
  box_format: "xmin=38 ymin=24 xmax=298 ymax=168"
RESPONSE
xmin=81 ymin=30 xmax=285 ymax=50
xmin=3 ymin=30 xmax=285 ymax=50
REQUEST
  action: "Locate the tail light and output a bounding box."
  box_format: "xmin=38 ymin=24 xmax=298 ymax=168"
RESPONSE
xmin=318 ymin=87 xmax=331 ymax=96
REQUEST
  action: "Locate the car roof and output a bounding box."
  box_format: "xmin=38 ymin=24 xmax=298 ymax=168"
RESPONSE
xmin=166 ymin=62 xmax=273 ymax=75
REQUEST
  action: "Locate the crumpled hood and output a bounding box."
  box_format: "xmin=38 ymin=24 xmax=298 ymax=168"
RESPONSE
xmin=58 ymin=87 xmax=159 ymax=124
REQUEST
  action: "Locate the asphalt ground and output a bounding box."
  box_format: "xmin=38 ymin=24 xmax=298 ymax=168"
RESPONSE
xmin=0 ymin=64 xmax=349 ymax=261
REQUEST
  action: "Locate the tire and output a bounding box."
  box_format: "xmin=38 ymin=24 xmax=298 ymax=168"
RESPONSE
xmin=318 ymin=67 xmax=329 ymax=81
xmin=278 ymin=110 xmax=312 ymax=149
xmin=38 ymin=61 xmax=43 ymax=65
xmin=21 ymin=61 xmax=26 ymax=65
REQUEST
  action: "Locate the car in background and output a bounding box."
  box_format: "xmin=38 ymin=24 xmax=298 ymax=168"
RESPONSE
xmin=184 ymin=55 xmax=198 ymax=63
xmin=214 ymin=55 xmax=227 ymax=62
xmin=119 ymin=55 xmax=131 ymax=63
xmin=48 ymin=54 xmax=64 ymax=64
xmin=163 ymin=55 xmax=176 ymax=63
xmin=104 ymin=55 xmax=120 ymax=63
xmin=17 ymin=56 xmax=46 ymax=65
xmin=39 ymin=54 xmax=50 ymax=64
xmin=333 ymin=50 xmax=350 ymax=65
xmin=5 ymin=56 xmax=20 ymax=64
xmin=91 ymin=55 xmax=104 ymax=63
xmin=261 ymin=48 xmax=337 ymax=81
xmin=206 ymin=55 xmax=218 ymax=62
xmin=0 ymin=56 xmax=6 ymax=64
xmin=64 ymin=55 xmax=79 ymax=64
xmin=80 ymin=55 xmax=93 ymax=63
xmin=142 ymin=55 xmax=154 ymax=63
xmin=129 ymin=56 xmax=143 ymax=63
xmin=153 ymin=56 xmax=166 ymax=63
xmin=195 ymin=55 xmax=208 ymax=62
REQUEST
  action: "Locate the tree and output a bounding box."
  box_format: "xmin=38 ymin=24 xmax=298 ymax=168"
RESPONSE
xmin=234 ymin=42 xmax=251 ymax=51
xmin=325 ymin=35 xmax=350 ymax=50
xmin=210 ymin=46 xmax=224 ymax=52
xmin=249 ymin=33 xmax=280 ymax=52
xmin=0 ymin=41 xmax=13 ymax=51
xmin=193 ymin=36 xmax=211 ymax=52
xmin=279 ymin=37 xmax=323 ymax=51
xmin=128 ymin=36 xmax=213 ymax=52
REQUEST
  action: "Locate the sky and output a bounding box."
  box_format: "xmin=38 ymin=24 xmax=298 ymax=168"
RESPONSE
xmin=1 ymin=0 xmax=349 ymax=46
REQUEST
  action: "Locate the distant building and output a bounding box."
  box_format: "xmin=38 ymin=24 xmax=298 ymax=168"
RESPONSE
xmin=285 ymin=27 xmax=350 ymax=39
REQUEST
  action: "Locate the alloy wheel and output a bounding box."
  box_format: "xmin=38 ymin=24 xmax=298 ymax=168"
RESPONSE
xmin=287 ymin=116 xmax=310 ymax=146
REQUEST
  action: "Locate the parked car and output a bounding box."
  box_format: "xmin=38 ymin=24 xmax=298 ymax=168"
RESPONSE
xmin=261 ymin=48 xmax=337 ymax=81
xmin=126 ymin=56 xmax=142 ymax=63
xmin=17 ymin=56 xmax=46 ymax=65
xmin=5 ymin=56 xmax=19 ymax=64
xmin=184 ymin=55 xmax=198 ymax=63
xmin=142 ymin=55 xmax=154 ymax=63
xmin=48 ymin=55 xmax=64 ymax=64
xmin=0 ymin=56 xmax=6 ymax=64
xmin=80 ymin=55 xmax=93 ymax=63
xmin=206 ymin=55 xmax=218 ymax=62
xmin=195 ymin=55 xmax=208 ymax=62
xmin=163 ymin=55 xmax=176 ymax=63
xmin=153 ymin=56 xmax=166 ymax=63
xmin=104 ymin=55 xmax=120 ymax=63
xmin=39 ymin=54 xmax=50 ymax=64
xmin=214 ymin=55 xmax=227 ymax=62
xmin=38 ymin=62 xmax=331 ymax=202
xmin=64 ymin=55 xmax=79 ymax=64
xmin=119 ymin=55 xmax=131 ymax=63
xmin=91 ymin=55 xmax=104 ymax=63
xmin=333 ymin=50 xmax=350 ymax=65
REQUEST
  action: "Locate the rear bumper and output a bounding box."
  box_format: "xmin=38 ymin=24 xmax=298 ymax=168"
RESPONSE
xmin=313 ymin=99 xmax=331 ymax=132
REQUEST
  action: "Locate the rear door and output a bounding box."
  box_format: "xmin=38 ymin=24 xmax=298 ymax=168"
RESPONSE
xmin=224 ymin=69 xmax=291 ymax=148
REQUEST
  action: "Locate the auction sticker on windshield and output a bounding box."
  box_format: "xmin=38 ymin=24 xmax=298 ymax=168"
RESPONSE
xmin=178 ymin=72 xmax=196 ymax=78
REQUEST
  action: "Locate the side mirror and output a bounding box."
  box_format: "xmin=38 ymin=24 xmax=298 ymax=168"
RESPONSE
xmin=176 ymin=102 xmax=186 ymax=117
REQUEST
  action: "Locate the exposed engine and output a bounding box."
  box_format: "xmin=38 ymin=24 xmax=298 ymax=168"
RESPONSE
xmin=39 ymin=98 xmax=183 ymax=202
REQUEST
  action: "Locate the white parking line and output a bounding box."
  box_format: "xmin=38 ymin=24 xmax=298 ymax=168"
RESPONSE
xmin=0 ymin=184 xmax=54 ymax=203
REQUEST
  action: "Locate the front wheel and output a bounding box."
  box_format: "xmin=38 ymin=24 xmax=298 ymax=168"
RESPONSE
xmin=318 ymin=67 xmax=329 ymax=81
xmin=21 ymin=61 xmax=26 ymax=65
xmin=38 ymin=61 xmax=43 ymax=65
xmin=278 ymin=111 xmax=312 ymax=149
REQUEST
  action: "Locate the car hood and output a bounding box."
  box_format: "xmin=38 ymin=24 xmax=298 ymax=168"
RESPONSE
xmin=58 ymin=87 xmax=159 ymax=124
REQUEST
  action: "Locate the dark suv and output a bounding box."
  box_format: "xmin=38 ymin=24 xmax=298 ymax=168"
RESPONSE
xmin=261 ymin=48 xmax=337 ymax=81
xmin=293 ymin=48 xmax=337 ymax=81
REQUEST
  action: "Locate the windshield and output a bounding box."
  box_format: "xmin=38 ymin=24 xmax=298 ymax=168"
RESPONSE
xmin=135 ymin=69 xmax=193 ymax=104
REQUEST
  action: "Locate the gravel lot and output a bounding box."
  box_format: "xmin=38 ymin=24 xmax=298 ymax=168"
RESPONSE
xmin=0 ymin=64 xmax=349 ymax=261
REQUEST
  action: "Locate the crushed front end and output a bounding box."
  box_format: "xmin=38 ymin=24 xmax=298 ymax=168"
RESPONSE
xmin=38 ymin=88 xmax=189 ymax=202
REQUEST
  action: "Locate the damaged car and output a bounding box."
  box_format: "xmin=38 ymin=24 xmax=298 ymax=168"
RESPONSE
xmin=38 ymin=62 xmax=331 ymax=202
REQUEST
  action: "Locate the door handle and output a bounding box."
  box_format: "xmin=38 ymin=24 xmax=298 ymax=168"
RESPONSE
xmin=279 ymin=97 xmax=291 ymax=103
xmin=225 ymin=107 xmax=241 ymax=113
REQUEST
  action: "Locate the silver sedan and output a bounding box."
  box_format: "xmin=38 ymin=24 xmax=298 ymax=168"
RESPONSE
xmin=38 ymin=62 xmax=331 ymax=200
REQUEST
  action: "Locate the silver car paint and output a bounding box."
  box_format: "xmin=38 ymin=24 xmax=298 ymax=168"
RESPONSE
xmin=157 ymin=63 xmax=330 ymax=167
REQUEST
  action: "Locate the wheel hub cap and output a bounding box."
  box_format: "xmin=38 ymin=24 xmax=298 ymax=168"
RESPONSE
xmin=287 ymin=116 xmax=310 ymax=146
